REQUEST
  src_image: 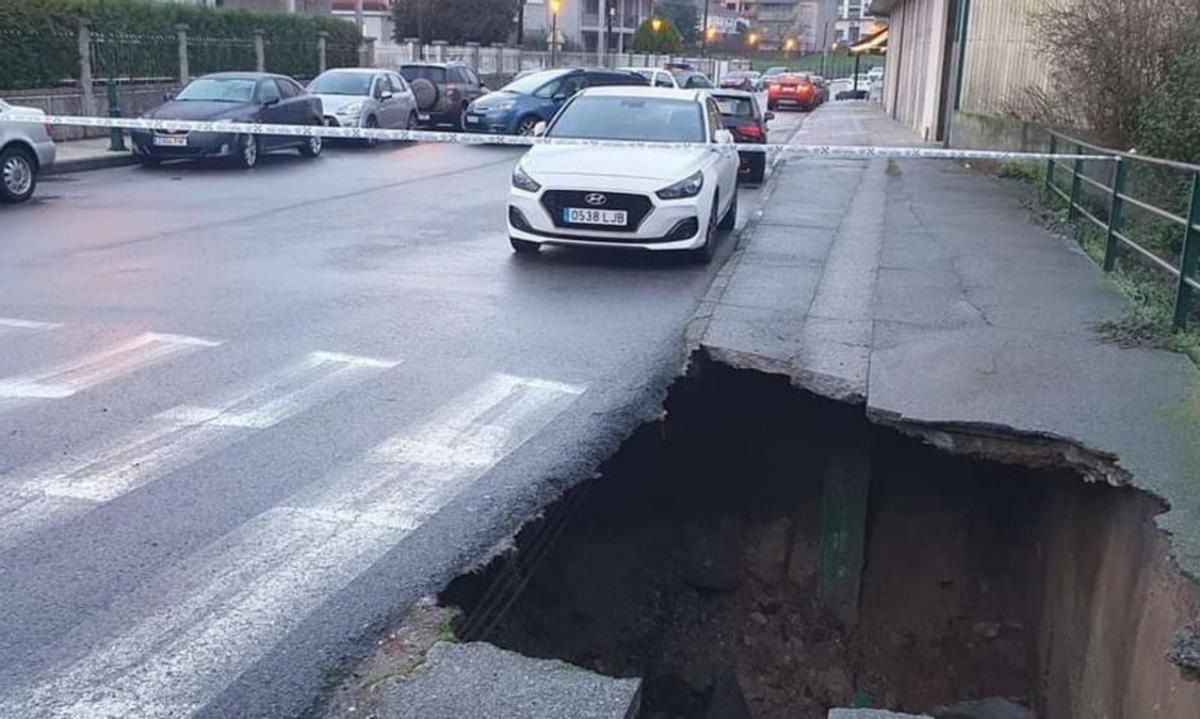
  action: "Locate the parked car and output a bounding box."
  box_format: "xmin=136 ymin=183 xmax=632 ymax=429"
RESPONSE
xmin=399 ymin=62 xmax=488 ymax=129
xmin=868 ymin=65 xmax=885 ymax=81
xmin=670 ymin=70 xmax=714 ymax=89
xmin=308 ymin=68 xmax=417 ymax=143
xmin=745 ymin=70 xmax=764 ymax=91
xmin=763 ymin=66 xmax=789 ymax=85
xmin=711 ymin=89 xmax=772 ymax=185
xmin=811 ymin=75 xmax=831 ymax=105
xmin=0 ymin=98 xmax=55 ymax=204
xmin=131 ymin=72 xmax=323 ymax=168
xmin=767 ymin=72 xmax=817 ymax=111
xmin=621 ymin=67 xmax=679 ymax=88
xmin=465 ymin=68 xmax=647 ymax=135
xmin=719 ymin=71 xmax=757 ymax=92
xmin=507 ymin=87 xmax=740 ymax=262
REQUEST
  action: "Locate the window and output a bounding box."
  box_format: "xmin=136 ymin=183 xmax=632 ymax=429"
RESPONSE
xmin=713 ymin=96 xmax=754 ymax=118
xmin=655 ymin=72 xmax=674 ymax=88
xmin=449 ymin=67 xmax=469 ymax=84
xmin=176 ymin=78 xmax=256 ymax=103
xmin=388 ymin=74 xmax=407 ymax=93
xmin=275 ymin=78 xmax=301 ymax=99
xmin=547 ymin=96 xmax=705 ymax=143
xmin=257 ymin=80 xmax=282 ymax=104
xmin=308 ymin=72 xmax=372 ymax=96
xmin=400 ymin=65 xmax=447 ymax=84
xmin=462 ymin=68 xmax=480 ymax=86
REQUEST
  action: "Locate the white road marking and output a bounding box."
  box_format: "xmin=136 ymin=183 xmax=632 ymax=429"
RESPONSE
xmin=0 ymin=351 xmax=399 ymax=551
xmin=0 ymin=317 xmax=63 ymax=331
xmin=0 ymin=332 xmax=221 ymax=401
xmin=2 ymin=373 xmax=583 ymax=719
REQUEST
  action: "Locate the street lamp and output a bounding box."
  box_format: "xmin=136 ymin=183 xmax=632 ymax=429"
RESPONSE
xmin=549 ymin=0 xmax=561 ymax=67
xmin=700 ymin=0 xmax=711 ymax=57
xmin=784 ymin=36 xmax=795 ymax=62
xmin=651 ymin=17 xmax=663 ymax=33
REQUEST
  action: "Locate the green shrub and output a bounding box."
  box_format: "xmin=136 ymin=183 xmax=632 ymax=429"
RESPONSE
xmin=0 ymin=0 xmax=361 ymax=90
xmin=1135 ymin=27 xmax=1200 ymax=165
xmin=631 ymin=17 xmax=682 ymax=55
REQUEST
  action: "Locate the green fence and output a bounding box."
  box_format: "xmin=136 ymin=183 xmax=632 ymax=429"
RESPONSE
xmin=1045 ymin=130 xmax=1200 ymax=330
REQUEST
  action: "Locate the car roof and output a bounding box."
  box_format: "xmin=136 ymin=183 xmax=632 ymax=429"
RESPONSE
xmin=318 ymin=67 xmax=388 ymax=75
xmin=197 ymin=72 xmax=283 ymax=81
xmin=400 ymin=62 xmax=465 ymax=68
xmin=580 ymin=86 xmax=706 ymax=102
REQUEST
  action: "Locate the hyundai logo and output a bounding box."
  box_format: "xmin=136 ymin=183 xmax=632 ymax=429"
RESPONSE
xmin=584 ymin=193 xmax=608 ymax=206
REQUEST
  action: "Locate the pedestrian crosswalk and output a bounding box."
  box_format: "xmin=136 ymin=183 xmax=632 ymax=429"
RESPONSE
xmin=0 ymin=317 xmax=586 ymax=719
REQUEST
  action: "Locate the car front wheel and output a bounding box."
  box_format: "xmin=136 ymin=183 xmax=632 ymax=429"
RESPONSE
xmin=0 ymin=146 xmax=36 ymax=203
xmin=235 ymin=135 xmax=259 ymax=169
xmin=718 ymin=189 xmax=738 ymax=230
xmin=688 ymin=193 xmax=721 ymax=263
xmin=300 ymin=133 xmax=322 ymax=158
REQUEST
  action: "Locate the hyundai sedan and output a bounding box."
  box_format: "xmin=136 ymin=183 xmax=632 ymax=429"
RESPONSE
xmin=507 ymin=87 xmax=741 ymax=262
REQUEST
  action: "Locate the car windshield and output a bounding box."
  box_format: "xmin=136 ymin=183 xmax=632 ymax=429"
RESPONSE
xmin=765 ymin=67 xmax=787 ymax=76
xmin=547 ymin=96 xmax=705 ymax=143
xmin=176 ymin=78 xmax=257 ymax=103
xmin=714 ymin=96 xmax=754 ymax=117
xmin=502 ymin=70 xmax=566 ymax=95
xmin=308 ymin=72 xmax=372 ymax=96
xmin=400 ymin=66 xmax=447 ymax=84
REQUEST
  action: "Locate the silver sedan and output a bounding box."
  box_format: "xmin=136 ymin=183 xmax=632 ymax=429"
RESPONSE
xmin=308 ymin=68 xmax=418 ymax=145
xmin=0 ymin=98 xmax=57 ymax=203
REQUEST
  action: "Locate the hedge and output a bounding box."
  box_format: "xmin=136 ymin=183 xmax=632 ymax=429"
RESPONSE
xmin=0 ymin=0 xmax=362 ymax=91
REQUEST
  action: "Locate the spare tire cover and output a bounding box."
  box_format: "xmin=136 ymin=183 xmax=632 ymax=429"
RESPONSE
xmin=410 ymin=78 xmax=439 ymax=111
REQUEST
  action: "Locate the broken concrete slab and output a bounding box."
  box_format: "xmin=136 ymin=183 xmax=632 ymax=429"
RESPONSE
xmin=373 ymin=642 xmax=641 ymax=719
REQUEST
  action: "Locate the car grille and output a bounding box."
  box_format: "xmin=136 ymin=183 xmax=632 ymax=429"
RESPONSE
xmin=154 ymin=129 xmax=190 ymax=136
xmin=540 ymin=190 xmax=653 ymax=233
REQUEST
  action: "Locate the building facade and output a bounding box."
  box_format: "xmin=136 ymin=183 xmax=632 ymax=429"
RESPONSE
xmin=834 ymin=0 xmax=880 ymax=44
xmin=523 ymin=0 xmax=656 ymax=53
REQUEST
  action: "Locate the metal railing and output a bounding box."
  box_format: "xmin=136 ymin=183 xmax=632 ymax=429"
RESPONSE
xmin=1045 ymin=130 xmax=1200 ymax=330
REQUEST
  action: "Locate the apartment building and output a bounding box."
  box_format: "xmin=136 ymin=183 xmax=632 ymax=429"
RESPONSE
xmin=523 ymin=0 xmax=657 ymax=53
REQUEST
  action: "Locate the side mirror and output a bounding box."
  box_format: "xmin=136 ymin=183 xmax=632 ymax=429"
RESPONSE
xmin=164 ymin=90 xmax=177 ymax=101
xmin=715 ymin=129 xmax=734 ymax=145
xmin=764 ymin=111 xmax=775 ymax=122
xmin=379 ymin=90 xmax=393 ymax=100
xmin=532 ymin=121 xmax=547 ymax=137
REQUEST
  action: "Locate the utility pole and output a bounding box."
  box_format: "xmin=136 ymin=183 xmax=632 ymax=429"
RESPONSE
xmin=598 ymin=0 xmax=607 ymax=67
xmin=701 ymin=0 xmax=710 ymax=57
xmin=355 ymin=0 xmax=364 ymax=35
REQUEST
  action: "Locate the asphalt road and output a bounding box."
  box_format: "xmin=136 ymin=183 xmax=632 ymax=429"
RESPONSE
xmin=0 ymin=109 xmax=806 ymax=718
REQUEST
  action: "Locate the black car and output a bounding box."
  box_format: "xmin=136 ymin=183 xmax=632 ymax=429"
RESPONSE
xmin=670 ymin=70 xmax=715 ymax=89
xmin=132 ymin=72 xmax=324 ymax=168
xmin=711 ymin=90 xmax=772 ymax=184
xmin=400 ymin=62 xmax=489 ymax=129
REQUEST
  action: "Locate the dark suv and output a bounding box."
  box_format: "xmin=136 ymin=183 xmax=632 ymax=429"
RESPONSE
xmin=400 ymin=62 xmax=488 ymax=129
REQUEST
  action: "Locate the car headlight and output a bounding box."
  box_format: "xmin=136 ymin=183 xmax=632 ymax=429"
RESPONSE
xmin=336 ymin=102 xmax=365 ymax=115
xmin=512 ymin=165 xmax=541 ymax=193
xmin=485 ymin=100 xmax=517 ymax=112
xmin=656 ymin=171 xmax=704 ymax=200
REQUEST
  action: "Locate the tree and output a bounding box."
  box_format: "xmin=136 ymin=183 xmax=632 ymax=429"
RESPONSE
xmin=1136 ymin=25 xmax=1200 ymax=164
xmin=392 ymin=0 xmax=515 ymax=44
xmin=631 ymin=17 xmax=683 ymax=54
xmin=653 ymin=1 xmax=698 ymax=46
xmin=1017 ymin=0 xmax=1199 ymax=149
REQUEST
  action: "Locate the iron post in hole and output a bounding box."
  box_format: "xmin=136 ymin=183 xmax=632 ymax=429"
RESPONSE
xmin=107 ymin=78 xmax=126 ymax=152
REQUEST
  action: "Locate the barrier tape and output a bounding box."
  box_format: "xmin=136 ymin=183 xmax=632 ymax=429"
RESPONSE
xmin=1 ymin=113 xmax=1117 ymax=162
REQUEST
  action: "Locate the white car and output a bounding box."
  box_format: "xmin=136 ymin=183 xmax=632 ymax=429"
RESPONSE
xmin=0 ymin=98 xmax=56 ymax=203
xmin=507 ymin=87 xmax=741 ymax=261
xmin=620 ymin=67 xmax=679 ymax=89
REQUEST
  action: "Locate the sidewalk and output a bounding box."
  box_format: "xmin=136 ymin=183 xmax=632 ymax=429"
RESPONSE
xmin=44 ymin=135 xmax=136 ymax=174
xmin=696 ymin=101 xmax=1200 ymax=577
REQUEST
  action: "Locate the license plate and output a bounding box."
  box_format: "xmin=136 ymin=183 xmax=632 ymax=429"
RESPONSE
xmin=153 ymin=135 xmax=187 ymax=147
xmin=563 ymin=208 xmax=627 ymax=226
xmin=465 ymin=115 xmax=480 ymax=124
xmin=417 ymin=113 xmax=431 ymax=121
xmin=782 ymin=87 xmax=795 ymax=93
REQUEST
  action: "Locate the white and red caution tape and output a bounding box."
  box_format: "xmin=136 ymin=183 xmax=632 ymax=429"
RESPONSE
xmin=1 ymin=112 xmax=1117 ymax=162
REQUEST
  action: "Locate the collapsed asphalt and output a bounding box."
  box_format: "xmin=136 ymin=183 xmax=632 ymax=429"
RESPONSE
xmin=0 ymin=111 xmax=806 ymax=718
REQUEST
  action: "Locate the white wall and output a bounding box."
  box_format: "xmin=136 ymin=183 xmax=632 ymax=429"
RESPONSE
xmin=882 ymin=0 xmax=948 ymax=140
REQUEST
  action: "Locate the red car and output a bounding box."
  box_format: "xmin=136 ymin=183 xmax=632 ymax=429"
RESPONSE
xmin=767 ymin=72 xmax=816 ymax=112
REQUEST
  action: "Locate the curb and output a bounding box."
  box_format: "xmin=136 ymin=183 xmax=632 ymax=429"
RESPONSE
xmin=45 ymin=151 xmax=138 ymax=175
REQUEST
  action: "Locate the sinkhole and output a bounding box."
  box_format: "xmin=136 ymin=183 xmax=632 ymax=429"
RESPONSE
xmin=440 ymin=356 xmax=1200 ymax=719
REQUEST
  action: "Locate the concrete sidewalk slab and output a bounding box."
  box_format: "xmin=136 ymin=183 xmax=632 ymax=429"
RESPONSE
xmin=374 ymin=642 xmax=641 ymax=719
xmin=695 ymin=100 xmax=1200 ymax=582
xmin=44 ymin=136 xmax=136 ymax=175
